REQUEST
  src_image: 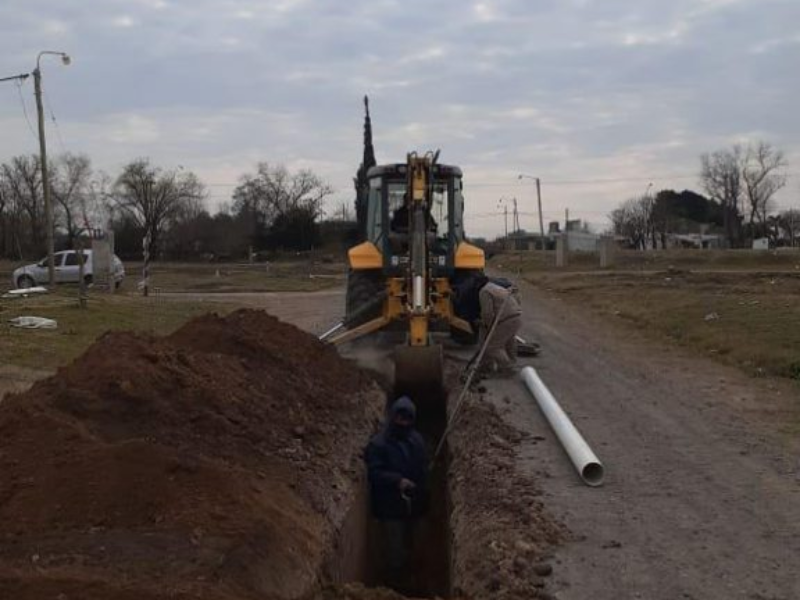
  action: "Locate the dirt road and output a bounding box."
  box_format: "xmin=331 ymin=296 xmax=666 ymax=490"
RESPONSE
xmin=491 ymin=279 xmax=800 ymax=600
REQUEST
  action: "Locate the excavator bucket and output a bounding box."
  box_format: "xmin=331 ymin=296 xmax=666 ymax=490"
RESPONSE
xmin=394 ymin=344 xmax=444 ymax=407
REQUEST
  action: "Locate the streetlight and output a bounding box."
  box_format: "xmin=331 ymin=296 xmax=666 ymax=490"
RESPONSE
xmin=518 ymin=174 xmax=546 ymax=252
xmin=33 ymin=50 xmax=71 ymax=286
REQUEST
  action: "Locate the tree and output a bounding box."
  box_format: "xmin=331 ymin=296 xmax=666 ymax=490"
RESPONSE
xmin=110 ymin=159 xmax=206 ymax=258
xmin=652 ymin=189 xmax=723 ymax=247
xmin=0 ymin=155 xmax=45 ymax=257
xmin=741 ymin=141 xmax=787 ymax=233
xmin=50 ymin=153 xmax=93 ymax=248
xmin=232 ymin=163 xmax=332 ymax=252
xmin=700 ymin=146 xmax=744 ymax=247
xmin=353 ymin=96 xmax=376 ymax=240
xmin=610 ymin=196 xmax=652 ymax=250
xmin=775 ymin=209 xmax=800 ymax=247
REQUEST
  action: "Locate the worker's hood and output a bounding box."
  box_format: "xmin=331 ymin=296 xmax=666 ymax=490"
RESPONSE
xmin=390 ymin=396 xmax=416 ymax=421
xmin=388 ymin=396 xmax=416 ymax=439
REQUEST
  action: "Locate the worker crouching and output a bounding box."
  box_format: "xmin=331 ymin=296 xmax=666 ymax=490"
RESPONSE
xmin=478 ymin=275 xmax=522 ymax=376
xmin=364 ymin=396 xmax=428 ymax=591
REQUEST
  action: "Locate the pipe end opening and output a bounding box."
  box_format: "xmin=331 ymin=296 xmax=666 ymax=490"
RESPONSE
xmin=581 ymin=462 xmax=605 ymax=487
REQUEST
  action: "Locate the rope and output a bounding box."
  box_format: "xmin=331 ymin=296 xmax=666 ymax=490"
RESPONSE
xmin=429 ymin=294 xmax=510 ymax=468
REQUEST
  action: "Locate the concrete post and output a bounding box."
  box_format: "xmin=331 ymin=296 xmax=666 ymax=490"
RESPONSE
xmin=599 ymin=235 xmax=615 ymax=268
xmin=556 ymin=234 xmax=568 ymax=268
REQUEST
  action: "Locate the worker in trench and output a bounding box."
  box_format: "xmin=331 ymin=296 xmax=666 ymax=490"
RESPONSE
xmin=364 ymin=396 xmax=428 ymax=590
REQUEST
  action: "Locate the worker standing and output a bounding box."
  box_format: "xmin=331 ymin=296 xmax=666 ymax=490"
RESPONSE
xmin=364 ymin=396 xmax=428 ymax=591
xmin=477 ymin=276 xmax=522 ymax=375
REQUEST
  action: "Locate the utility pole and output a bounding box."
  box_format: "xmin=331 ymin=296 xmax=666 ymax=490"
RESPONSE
xmin=519 ymin=174 xmax=546 ymax=253
xmin=512 ymin=197 xmax=520 ymax=234
xmin=33 ymin=51 xmax=71 ymax=286
xmin=33 ymin=66 xmax=55 ymax=285
xmin=504 ymin=205 xmax=508 ymax=238
xmin=536 ymin=179 xmax=545 ymax=252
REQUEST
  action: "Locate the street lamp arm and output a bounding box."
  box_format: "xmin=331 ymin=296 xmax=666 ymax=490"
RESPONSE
xmin=36 ymin=51 xmax=71 ymax=70
xmin=518 ymin=173 xmax=540 ymax=183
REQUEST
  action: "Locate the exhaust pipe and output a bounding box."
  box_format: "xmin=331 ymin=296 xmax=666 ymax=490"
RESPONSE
xmin=520 ymin=366 xmax=604 ymax=487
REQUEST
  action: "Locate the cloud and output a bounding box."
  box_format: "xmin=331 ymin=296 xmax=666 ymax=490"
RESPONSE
xmin=0 ymin=0 xmax=797 ymax=236
xmin=111 ymin=15 xmax=137 ymax=28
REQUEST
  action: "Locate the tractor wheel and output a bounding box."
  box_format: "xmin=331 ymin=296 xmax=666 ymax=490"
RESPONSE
xmin=345 ymin=270 xmax=384 ymax=327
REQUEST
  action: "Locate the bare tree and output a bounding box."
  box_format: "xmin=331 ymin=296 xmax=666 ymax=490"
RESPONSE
xmin=232 ymin=163 xmax=333 ymax=225
xmin=0 ymin=155 xmax=45 ymax=257
xmin=610 ymin=196 xmax=652 ymax=250
xmin=110 ymin=159 xmax=206 ymax=258
xmin=776 ymin=208 xmax=800 ymax=247
xmin=51 ymin=153 xmax=93 ymax=248
xmin=700 ymin=145 xmax=744 ymax=247
xmin=742 ymin=141 xmax=787 ymax=231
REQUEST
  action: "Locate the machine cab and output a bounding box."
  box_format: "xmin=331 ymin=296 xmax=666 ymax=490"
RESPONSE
xmin=365 ymin=163 xmax=465 ymax=275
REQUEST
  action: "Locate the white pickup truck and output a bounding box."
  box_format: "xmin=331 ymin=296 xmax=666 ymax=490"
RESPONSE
xmin=12 ymin=250 xmax=125 ymax=289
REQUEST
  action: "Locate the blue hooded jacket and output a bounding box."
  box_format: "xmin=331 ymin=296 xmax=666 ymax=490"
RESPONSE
xmin=364 ymin=396 xmax=429 ymax=520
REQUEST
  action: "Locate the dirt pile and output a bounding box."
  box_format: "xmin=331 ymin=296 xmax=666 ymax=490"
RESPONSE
xmin=0 ymin=309 xmax=383 ymax=600
xmin=449 ymin=393 xmax=566 ymax=600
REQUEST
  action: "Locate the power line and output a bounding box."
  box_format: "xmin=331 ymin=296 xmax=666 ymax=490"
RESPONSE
xmin=42 ymin=86 xmax=67 ymax=153
xmin=514 ymin=174 xmax=699 ymax=186
xmin=14 ymin=78 xmax=38 ymax=143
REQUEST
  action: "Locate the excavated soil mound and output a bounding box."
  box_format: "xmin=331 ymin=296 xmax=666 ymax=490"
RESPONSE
xmin=0 ymin=309 xmax=383 ymax=600
xmin=449 ymin=395 xmax=566 ymax=600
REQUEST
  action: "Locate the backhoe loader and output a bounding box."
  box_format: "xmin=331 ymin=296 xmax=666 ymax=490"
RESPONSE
xmin=324 ymin=151 xmax=486 ymax=397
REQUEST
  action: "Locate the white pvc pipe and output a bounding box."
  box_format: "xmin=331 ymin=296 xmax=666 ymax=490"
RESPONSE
xmin=520 ymin=366 xmax=605 ymax=487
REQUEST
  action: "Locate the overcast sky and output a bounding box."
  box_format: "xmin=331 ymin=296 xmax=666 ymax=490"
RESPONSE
xmin=1 ymin=0 xmax=798 ymax=237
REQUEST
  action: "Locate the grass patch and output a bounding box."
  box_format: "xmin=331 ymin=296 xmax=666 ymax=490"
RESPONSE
xmin=1 ymin=259 xmax=346 ymax=295
xmin=136 ymin=260 xmax=345 ymax=293
xmin=490 ymin=248 xmax=800 ymax=274
xmin=522 ymin=269 xmax=800 ymax=382
xmin=0 ymin=287 xmax=231 ymax=371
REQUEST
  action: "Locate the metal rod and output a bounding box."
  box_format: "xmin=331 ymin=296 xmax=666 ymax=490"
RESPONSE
xmin=319 ymin=321 xmax=345 ymax=341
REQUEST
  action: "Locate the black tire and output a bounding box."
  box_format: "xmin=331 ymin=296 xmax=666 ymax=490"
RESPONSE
xmin=84 ymin=274 xmax=94 ymax=285
xmin=16 ymin=275 xmax=35 ymax=289
xmin=345 ymin=270 xmax=384 ymax=327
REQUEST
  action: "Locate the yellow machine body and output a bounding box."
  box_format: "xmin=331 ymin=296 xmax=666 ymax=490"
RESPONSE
xmin=333 ymin=153 xmax=485 ymax=396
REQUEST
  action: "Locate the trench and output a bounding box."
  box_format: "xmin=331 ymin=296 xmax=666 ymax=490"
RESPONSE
xmin=327 ymin=386 xmax=453 ymax=598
